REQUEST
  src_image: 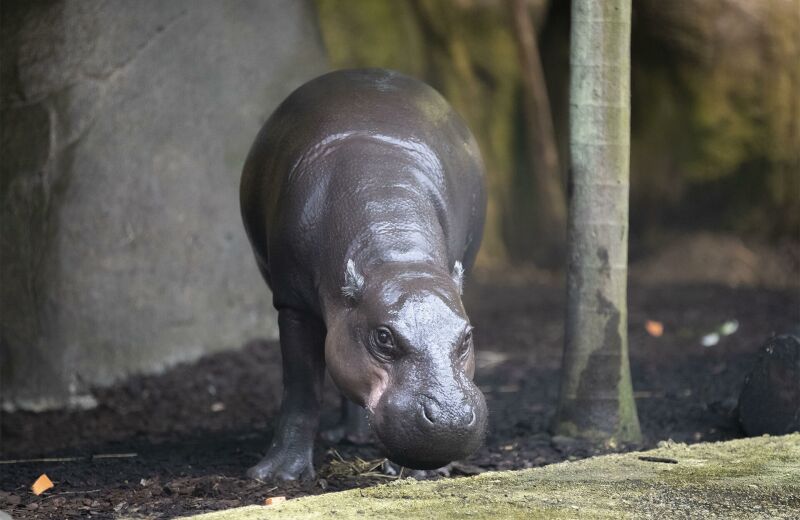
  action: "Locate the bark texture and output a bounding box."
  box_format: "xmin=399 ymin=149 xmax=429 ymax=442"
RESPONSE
xmin=553 ymin=0 xmax=641 ymax=443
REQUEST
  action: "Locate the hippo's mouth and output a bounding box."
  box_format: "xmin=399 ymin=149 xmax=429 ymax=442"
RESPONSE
xmin=369 ymin=390 xmax=488 ymax=470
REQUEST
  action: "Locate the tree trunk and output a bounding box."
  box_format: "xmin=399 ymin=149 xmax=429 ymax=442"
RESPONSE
xmin=553 ymin=0 xmax=641 ymax=443
xmin=509 ymin=0 xmax=567 ymax=268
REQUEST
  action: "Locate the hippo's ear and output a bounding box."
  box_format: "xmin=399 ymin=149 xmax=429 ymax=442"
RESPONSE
xmin=452 ymin=261 xmax=465 ymax=294
xmin=342 ymin=259 xmax=365 ymax=304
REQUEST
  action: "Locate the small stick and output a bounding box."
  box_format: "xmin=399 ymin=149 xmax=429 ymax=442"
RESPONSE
xmin=0 ymin=452 xmax=137 ymax=465
xmin=43 ymin=489 xmax=102 ymax=500
xmin=91 ymin=453 xmax=137 ymax=460
xmin=0 ymin=457 xmax=82 ymax=465
xmin=638 ymin=456 xmax=678 ymax=464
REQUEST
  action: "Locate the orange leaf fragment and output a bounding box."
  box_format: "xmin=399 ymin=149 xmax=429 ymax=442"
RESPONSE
xmin=31 ymin=474 xmax=54 ymax=495
xmin=645 ymin=320 xmax=664 ymax=337
xmin=265 ymin=496 xmax=286 ymax=506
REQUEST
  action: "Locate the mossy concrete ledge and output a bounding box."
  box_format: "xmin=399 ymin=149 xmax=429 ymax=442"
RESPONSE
xmin=186 ymin=434 xmax=800 ymax=519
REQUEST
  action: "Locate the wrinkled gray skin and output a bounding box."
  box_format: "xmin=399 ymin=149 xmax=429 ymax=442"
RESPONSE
xmin=240 ymin=69 xmax=488 ymax=481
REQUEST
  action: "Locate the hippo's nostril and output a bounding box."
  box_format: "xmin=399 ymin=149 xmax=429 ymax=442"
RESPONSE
xmin=421 ymin=403 xmax=435 ymax=425
xmin=467 ymin=409 xmax=476 ymax=427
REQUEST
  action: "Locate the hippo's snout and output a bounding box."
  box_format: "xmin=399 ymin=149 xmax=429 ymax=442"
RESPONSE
xmin=373 ymin=383 xmax=488 ymax=470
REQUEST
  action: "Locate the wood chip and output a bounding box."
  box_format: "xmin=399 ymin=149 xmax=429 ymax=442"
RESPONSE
xmin=31 ymin=474 xmax=54 ymax=495
xmin=265 ymin=496 xmax=286 ymax=506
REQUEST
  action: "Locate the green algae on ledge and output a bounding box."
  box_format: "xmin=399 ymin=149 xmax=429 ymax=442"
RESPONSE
xmin=185 ymin=434 xmax=800 ymax=520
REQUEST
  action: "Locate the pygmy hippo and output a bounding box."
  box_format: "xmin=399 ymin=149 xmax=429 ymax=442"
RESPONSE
xmin=240 ymin=68 xmax=488 ymax=481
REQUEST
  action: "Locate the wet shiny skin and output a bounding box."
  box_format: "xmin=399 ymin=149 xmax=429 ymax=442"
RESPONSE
xmin=240 ymin=69 xmax=487 ymax=480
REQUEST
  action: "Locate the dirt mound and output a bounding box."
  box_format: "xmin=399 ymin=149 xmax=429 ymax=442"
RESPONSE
xmin=631 ymin=233 xmax=799 ymax=288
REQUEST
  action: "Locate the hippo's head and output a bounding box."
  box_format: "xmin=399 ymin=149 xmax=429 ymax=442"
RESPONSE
xmin=325 ymin=260 xmax=487 ymax=469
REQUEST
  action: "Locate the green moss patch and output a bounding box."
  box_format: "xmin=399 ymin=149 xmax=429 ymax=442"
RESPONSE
xmin=187 ymin=434 xmax=799 ymax=519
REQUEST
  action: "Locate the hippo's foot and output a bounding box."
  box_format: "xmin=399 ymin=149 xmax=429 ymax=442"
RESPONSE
xmin=246 ymin=448 xmax=315 ymax=482
xmin=320 ymin=424 xmax=372 ymax=445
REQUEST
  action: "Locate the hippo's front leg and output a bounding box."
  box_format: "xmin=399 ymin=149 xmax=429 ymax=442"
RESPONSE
xmin=247 ymin=308 xmax=326 ymax=481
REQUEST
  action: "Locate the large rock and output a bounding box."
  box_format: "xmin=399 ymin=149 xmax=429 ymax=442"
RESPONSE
xmin=0 ymin=0 xmax=328 ymax=410
xmin=738 ymin=334 xmax=800 ymax=436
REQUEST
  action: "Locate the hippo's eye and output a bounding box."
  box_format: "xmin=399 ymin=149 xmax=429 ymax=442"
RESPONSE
xmin=458 ymin=328 xmax=474 ymax=362
xmin=377 ymin=328 xmax=393 ymax=345
xmin=370 ymin=327 xmax=396 ymax=362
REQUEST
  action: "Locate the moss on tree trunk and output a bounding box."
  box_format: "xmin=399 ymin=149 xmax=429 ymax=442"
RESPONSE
xmin=553 ymin=0 xmax=641 ymax=444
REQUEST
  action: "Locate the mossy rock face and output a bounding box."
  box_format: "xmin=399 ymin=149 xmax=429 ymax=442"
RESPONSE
xmin=738 ymin=335 xmax=800 ymax=436
xmin=188 ymin=434 xmax=800 ymax=519
xmin=313 ymin=0 xmax=426 ymax=78
xmin=314 ymin=0 xmax=799 ymax=262
xmin=631 ymin=0 xmax=800 ymax=238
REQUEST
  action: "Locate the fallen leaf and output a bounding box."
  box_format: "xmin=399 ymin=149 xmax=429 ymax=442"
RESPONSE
xmin=265 ymin=496 xmax=286 ymax=506
xmin=645 ymin=320 xmax=663 ymax=337
xmin=31 ymin=474 xmax=54 ymax=495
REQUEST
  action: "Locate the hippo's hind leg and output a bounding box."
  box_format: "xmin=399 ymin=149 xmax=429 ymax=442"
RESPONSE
xmin=247 ymin=308 xmax=325 ymax=481
xmin=321 ymin=397 xmax=372 ymax=444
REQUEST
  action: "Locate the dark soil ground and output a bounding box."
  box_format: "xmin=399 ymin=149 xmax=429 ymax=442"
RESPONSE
xmin=1 ymin=275 xmax=798 ymax=519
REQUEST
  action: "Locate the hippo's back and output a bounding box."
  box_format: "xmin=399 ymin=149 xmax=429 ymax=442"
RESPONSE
xmin=240 ymin=69 xmax=486 ymax=300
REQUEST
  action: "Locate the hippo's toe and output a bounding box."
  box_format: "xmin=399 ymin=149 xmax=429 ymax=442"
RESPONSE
xmin=246 ymin=449 xmax=315 ymax=482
